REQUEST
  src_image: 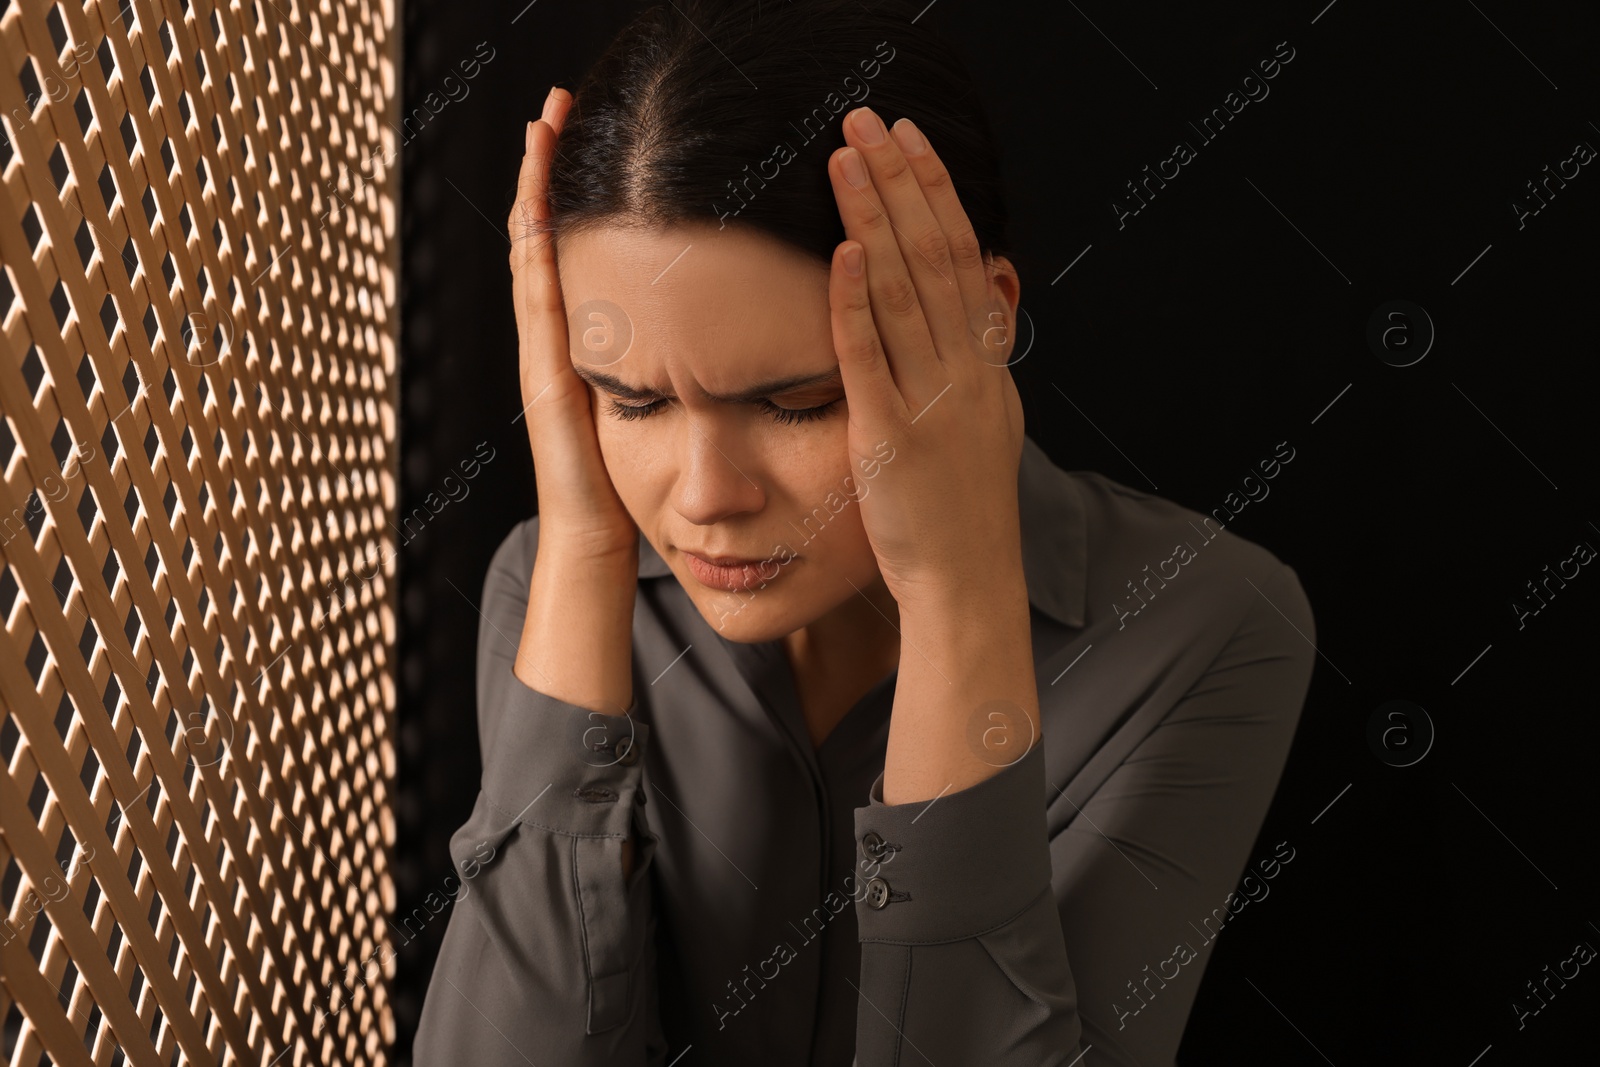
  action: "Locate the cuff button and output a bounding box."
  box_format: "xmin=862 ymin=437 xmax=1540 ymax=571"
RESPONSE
xmin=864 ymin=877 xmax=892 ymax=909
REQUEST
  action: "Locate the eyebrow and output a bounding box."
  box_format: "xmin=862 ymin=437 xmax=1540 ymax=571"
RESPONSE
xmin=569 ymin=363 xmax=844 ymax=404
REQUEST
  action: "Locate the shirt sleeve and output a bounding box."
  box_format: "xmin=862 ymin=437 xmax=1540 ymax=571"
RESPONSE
xmin=849 ymin=562 xmax=1316 ymax=1067
xmin=411 ymin=519 xmax=666 ymax=1066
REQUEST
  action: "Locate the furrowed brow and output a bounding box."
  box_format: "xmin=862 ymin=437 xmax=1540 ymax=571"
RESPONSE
xmin=569 ymin=364 xmax=842 ymax=403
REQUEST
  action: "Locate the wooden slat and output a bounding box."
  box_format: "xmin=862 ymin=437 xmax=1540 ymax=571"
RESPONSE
xmin=1 ymin=2 xmax=399 ymax=1065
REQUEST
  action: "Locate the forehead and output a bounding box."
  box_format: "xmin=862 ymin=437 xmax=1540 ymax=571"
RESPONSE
xmin=555 ymin=221 xmax=832 ymax=363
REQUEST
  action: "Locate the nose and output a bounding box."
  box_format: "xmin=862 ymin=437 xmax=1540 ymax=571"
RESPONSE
xmin=671 ymin=417 xmax=766 ymax=527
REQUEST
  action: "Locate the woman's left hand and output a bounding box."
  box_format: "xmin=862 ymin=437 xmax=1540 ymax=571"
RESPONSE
xmin=827 ymin=106 xmax=1027 ymax=612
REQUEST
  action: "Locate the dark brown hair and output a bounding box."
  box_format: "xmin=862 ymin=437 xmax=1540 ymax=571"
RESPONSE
xmin=540 ymin=0 xmax=1012 ymax=270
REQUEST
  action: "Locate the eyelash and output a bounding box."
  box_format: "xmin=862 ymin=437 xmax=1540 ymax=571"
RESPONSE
xmin=603 ymin=397 xmax=842 ymax=426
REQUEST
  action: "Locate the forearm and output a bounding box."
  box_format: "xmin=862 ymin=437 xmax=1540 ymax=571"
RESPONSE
xmin=882 ymin=567 xmax=1039 ymax=806
xmin=516 ymin=543 xmax=637 ymax=716
xmin=515 ymin=543 xmax=639 ymax=877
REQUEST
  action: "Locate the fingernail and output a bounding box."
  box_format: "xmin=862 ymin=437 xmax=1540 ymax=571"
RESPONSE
xmin=891 ymin=118 xmax=925 ymax=155
xmin=850 ymin=108 xmax=885 ymax=145
xmin=541 ymin=88 xmax=556 ymax=124
xmin=526 ymin=120 xmax=535 ymax=153
xmin=841 ymin=147 xmax=869 ymax=187
xmin=843 ymin=244 xmax=863 ymax=276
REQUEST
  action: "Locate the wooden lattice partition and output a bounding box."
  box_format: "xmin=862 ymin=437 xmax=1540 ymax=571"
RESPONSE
xmin=0 ymin=1 xmax=399 ymax=1064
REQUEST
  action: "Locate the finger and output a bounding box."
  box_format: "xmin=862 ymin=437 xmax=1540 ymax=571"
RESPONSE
xmin=840 ymin=106 xmax=968 ymax=363
xmin=542 ymin=85 xmax=573 ymax=135
xmin=509 ymin=86 xmax=569 ymax=275
xmin=510 ymin=116 xmax=574 ymax=415
xmin=885 ymin=116 xmax=992 ymax=342
xmin=828 ymin=143 xmax=942 ymax=411
xmin=829 ymin=241 xmax=906 ymax=430
xmin=509 ymin=121 xmax=559 ymax=298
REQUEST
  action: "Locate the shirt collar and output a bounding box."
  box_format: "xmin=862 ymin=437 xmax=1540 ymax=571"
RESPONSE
xmin=635 ymin=432 xmax=1087 ymax=630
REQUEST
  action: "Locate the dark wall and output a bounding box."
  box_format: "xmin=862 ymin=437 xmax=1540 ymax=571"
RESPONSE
xmin=396 ymin=1 xmax=1598 ymax=1062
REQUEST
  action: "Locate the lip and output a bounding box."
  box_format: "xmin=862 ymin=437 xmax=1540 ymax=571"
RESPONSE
xmin=681 ymin=550 xmax=785 ymax=592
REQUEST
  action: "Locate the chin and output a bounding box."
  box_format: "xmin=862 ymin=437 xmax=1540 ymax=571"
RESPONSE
xmin=676 ymin=577 xmax=808 ymax=643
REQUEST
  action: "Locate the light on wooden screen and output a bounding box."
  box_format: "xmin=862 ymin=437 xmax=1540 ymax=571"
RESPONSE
xmin=1 ymin=1 xmax=399 ymax=1064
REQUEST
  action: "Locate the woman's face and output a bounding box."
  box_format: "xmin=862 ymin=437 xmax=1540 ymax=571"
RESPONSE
xmin=556 ymin=220 xmax=886 ymax=644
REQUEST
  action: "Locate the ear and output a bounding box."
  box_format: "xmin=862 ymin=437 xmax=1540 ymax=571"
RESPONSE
xmin=986 ymin=253 xmax=1022 ymax=322
xmin=979 ymin=253 xmax=1023 ymax=361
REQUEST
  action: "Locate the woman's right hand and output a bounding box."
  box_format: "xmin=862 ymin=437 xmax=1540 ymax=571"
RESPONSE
xmin=508 ymin=89 xmax=639 ymax=728
xmin=509 ymin=87 xmax=638 ymax=562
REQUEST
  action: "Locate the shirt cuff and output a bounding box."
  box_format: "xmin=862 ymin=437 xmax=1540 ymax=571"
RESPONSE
xmin=852 ymin=740 xmax=1052 ymax=943
xmin=479 ymin=668 xmax=650 ymax=841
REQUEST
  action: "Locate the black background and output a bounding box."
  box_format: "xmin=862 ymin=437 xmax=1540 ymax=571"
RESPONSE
xmin=394 ymin=1 xmax=1599 ymax=1062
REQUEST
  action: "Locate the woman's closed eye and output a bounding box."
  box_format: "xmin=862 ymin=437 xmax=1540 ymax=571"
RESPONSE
xmin=602 ymin=395 xmax=843 ymax=425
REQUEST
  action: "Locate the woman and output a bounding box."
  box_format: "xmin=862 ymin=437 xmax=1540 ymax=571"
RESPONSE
xmin=413 ymin=2 xmax=1316 ymax=1063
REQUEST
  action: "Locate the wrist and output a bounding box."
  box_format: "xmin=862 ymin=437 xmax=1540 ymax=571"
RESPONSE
xmin=518 ymin=536 xmax=638 ymax=716
xmin=537 ymin=532 xmax=641 ymax=572
xmin=891 ymin=513 xmax=1026 ymax=614
xmin=895 ymin=563 xmax=1029 ymax=632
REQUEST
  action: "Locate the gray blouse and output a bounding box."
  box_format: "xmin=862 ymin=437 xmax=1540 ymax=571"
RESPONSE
xmin=411 ymin=434 xmax=1316 ymax=1066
